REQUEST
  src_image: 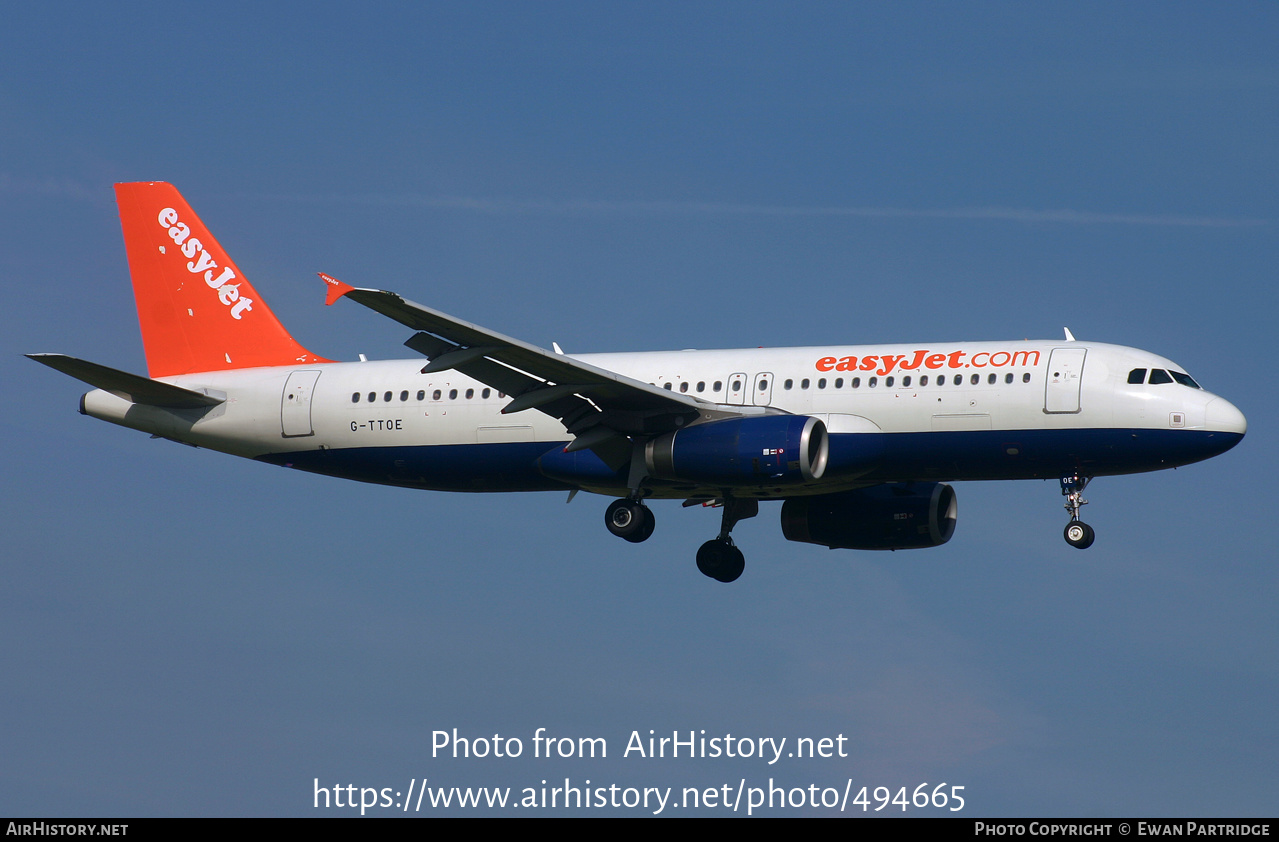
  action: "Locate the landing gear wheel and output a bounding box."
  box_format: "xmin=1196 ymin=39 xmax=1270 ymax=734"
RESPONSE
xmin=696 ymin=539 xmax=745 ymax=583
xmin=624 ymin=505 xmax=656 ymax=544
xmin=1064 ymin=520 xmax=1095 ymax=549
xmin=606 ymin=499 xmax=653 ymax=542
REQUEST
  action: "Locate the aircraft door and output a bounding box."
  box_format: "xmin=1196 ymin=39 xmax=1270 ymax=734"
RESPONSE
xmin=727 ymin=372 xmax=747 ymax=405
xmin=281 ymin=370 xmax=322 ymax=436
xmin=1044 ymin=348 xmax=1086 ymax=413
xmin=752 ymin=372 xmax=774 ymax=406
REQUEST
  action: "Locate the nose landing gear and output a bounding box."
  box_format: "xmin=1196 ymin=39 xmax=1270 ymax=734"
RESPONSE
xmin=1064 ymin=520 xmax=1095 ymax=549
xmin=1060 ymin=473 xmax=1095 ymax=549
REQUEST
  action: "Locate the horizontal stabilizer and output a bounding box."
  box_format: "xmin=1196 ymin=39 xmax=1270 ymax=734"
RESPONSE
xmin=27 ymin=354 xmax=225 ymax=408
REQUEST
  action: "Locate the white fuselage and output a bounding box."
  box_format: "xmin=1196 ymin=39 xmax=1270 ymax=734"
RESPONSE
xmin=79 ymin=339 xmax=1246 ymax=496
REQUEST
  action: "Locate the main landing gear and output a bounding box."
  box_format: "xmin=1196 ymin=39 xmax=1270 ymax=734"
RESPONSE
xmin=603 ymin=495 xmax=757 ymax=582
xmin=695 ymin=498 xmax=758 ymax=583
xmin=605 ymin=497 xmax=655 ymax=543
xmin=1060 ymin=473 xmax=1095 ymax=549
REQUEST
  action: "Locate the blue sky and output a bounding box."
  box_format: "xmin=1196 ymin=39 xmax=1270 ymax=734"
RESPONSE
xmin=3 ymin=2 xmax=1276 ymax=816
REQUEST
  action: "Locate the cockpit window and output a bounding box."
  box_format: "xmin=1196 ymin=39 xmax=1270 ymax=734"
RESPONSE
xmin=1128 ymin=368 xmax=1147 ymax=385
xmin=1170 ymin=371 xmax=1200 ymax=389
xmin=1148 ymin=369 xmax=1173 ymax=385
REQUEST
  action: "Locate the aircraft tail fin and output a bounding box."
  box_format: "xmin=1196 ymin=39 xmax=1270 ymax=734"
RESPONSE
xmin=114 ymin=182 xmax=330 ymax=377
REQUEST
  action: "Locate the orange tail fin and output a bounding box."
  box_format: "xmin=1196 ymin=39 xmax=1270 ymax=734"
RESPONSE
xmin=114 ymin=182 xmax=330 ymax=377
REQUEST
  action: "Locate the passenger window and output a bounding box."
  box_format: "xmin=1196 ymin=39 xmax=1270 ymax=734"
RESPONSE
xmin=466 ymin=388 xmax=474 ymax=399
xmin=885 ymin=376 xmax=894 ymax=387
xmin=988 ymin=373 xmax=996 ymax=385
xmin=920 ymin=375 xmax=929 ymax=386
xmin=902 ymin=376 xmax=911 ymax=387
xmin=1149 ymin=369 xmax=1173 ymax=385
xmin=696 ymin=382 xmax=705 ymax=392
xmin=869 ymin=377 xmax=878 ymax=388
xmin=664 ymin=383 xmax=673 ymax=390
xmin=801 ymin=379 xmax=810 ymax=389
xmin=834 ymin=378 xmax=843 ymax=388
xmin=713 ymin=381 xmax=722 ymax=392
xmin=1128 ymin=368 xmax=1147 ymax=385
xmin=368 ymin=392 xmax=376 ymax=402
xmin=432 ymin=390 xmax=442 ymax=400
xmin=817 ymin=378 xmax=826 ymax=389
xmin=954 ymin=375 xmax=962 ymax=386
xmin=784 ymin=379 xmax=793 ymax=390
xmin=400 ymin=390 xmax=409 ymax=401
xmin=970 ymin=374 xmax=979 ymax=385
xmin=482 ymin=388 xmax=491 ymax=399
xmin=417 ymin=390 xmax=425 ymax=401
xmin=680 ymin=382 xmax=689 ymax=393
xmin=383 ymin=391 xmax=392 ymax=402
xmin=1005 ymin=373 xmax=1013 ymax=384
xmin=1022 ymin=373 xmax=1031 ymax=383
xmin=851 ymin=377 xmax=861 ymax=388
xmin=352 ymin=392 xmax=360 ymax=403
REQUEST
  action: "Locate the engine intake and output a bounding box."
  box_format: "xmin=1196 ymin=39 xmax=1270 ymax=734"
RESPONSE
xmin=781 ymin=482 xmax=957 ymax=550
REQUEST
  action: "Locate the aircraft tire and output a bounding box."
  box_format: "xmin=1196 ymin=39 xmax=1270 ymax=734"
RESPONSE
xmin=1064 ymin=520 xmax=1095 ymax=549
xmin=623 ymin=506 xmax=656 ymax=544
xmin=606 ymin=499 xmax=649 ymax=541
xmin=696 ymin=539 xmax=745 ymax=583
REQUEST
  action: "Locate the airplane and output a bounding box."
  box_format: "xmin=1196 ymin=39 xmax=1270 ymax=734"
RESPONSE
xmin=29 ymin=182 xmax=1247 ymax=582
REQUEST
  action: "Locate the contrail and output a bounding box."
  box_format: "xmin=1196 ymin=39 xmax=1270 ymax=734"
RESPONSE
xmin=9 ymin=174 xmax=1265 ymax=228
xmin=299 ymin=192 xmax=1274 ymax=228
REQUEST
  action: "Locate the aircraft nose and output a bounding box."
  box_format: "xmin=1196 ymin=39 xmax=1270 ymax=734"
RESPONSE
xmin=1205 ymin=397 xmax=1247 ymax=436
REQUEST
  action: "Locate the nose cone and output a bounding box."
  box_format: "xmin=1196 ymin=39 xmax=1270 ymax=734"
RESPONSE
xmin=1205 ymin=397 xmax=1247 ymax=437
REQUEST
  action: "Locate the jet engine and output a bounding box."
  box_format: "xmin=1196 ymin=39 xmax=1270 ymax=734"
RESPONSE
xmin=645 ymin=415 xmax=829 ymax=485
xmin=780 ymin=482 xmax=957 ymax=550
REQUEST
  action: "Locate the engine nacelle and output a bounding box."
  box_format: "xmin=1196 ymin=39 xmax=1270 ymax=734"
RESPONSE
xmin=780 ymin=482 xmax=957 ymax=550
xmin=645 ymin=415 xmax=828 ymax=486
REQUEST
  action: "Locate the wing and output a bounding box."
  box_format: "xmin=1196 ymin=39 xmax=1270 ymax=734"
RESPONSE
xmin=320 ymin=274 xmax=753 ymax=469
